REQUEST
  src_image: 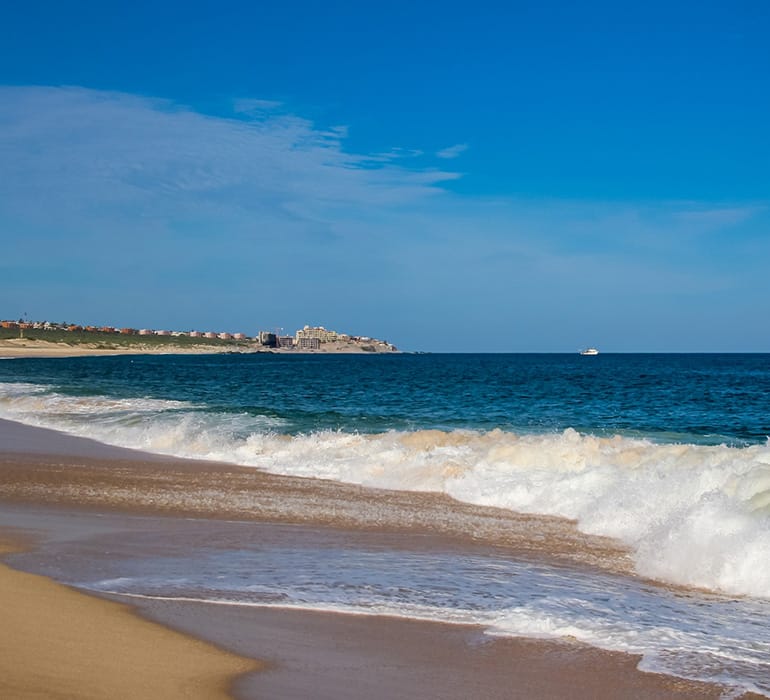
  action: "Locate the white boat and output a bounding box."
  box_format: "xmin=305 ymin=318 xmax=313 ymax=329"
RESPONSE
xmin=580 ymin=348 xmax=599 ymax=356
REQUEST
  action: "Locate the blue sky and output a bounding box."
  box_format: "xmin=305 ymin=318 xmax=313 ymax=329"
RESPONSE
xmin=1 ymin=1 xmax=768 ymax=351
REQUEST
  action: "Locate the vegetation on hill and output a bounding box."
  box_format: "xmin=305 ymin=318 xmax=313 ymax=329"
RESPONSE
xmin=0 ymin=327 xmax=251 ymax=349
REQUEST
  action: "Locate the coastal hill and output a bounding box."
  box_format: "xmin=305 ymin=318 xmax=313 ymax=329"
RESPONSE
xmin=0 ymin=321 xmax=398 ymax=358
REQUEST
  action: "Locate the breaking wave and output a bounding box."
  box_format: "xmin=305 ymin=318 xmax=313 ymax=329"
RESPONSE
xmin=2 ymin=381 xmax=770 ymax=598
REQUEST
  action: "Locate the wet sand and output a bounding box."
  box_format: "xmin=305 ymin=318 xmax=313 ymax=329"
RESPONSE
xmin=137 ymin=600 xmax=725 ymax=700
xmin=0 ymin=417 xmax=757 ymax=699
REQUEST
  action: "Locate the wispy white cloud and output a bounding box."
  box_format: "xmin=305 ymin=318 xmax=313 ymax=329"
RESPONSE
xmin=0 ymin=85 xmax=459 ymax=236
xmin=232 ymin=97 xmax=283 ymax=113
xmin=367 ymin=147 xmax=424 ymax=163
xmin=436 ymin=143 xmax=468 ymax=159
xmin=671 ymin=205 xmax=764 ymax=229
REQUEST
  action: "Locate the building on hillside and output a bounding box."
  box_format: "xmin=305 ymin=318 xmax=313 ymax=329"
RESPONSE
xmin=296 ymin=336 xmax=320 ymax=350
xmin=258 ymin=331 xmax=276 ymax=347
xmin=155 ymin=330 xmax=171 ymax=336
xmin=120 ymin=328 xmax=136 ymax=335
xmin=295 ymin=325 xmax=338 ymax=343
xmin=218 ymin=332 xmax=232 ymax=340
xmin=277 ymin=335 xmax=295 ymax=348
xmin=138 ymin=329 xmax=153 ymax=336
xmin=233 ymin=333 xmax=247 ymax=340
xmin=204 ymin=332 xmax=217 ymax=339
xmin=189 ymin=331 xmax=203 ymax=338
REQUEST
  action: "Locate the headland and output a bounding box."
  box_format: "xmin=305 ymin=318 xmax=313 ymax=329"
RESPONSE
xmin=0 ymin=321 xmax=398 ymax=358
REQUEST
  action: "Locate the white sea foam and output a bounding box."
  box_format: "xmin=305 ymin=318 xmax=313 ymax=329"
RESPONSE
xmin=72 ymin=532 xmax=770 ymax=697
xmin=488 ymin=606 xmax=770 ymax=696
xmin=2 ymin=382 xmax=770 ymax=598
xmin=0 ymin=381 xmax=286 ymax=455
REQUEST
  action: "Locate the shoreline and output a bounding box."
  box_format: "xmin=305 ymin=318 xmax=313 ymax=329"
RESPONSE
xmin=0 ymin=338 xmax=246 ymax=358
xmin=0 ymin=418 xmax=761 ymax=699
xmin=0 ymin=338 xmax=398 ymax=358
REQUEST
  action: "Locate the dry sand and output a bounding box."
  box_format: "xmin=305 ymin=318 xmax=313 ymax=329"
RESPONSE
xmin=0 ymin=418 xmax=761 ymax=699
xmin=0 ymin=338 xmax=247 ymax=358
xmin=0 ymin=540 xmax=259 ymax=700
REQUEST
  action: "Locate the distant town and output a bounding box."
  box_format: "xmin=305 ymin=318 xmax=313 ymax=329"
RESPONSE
xmin=0 ymin=319 xmax=398 ymax=353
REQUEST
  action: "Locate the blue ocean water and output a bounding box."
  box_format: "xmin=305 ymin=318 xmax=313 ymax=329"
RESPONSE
xmin=1 ymin=352 xmax=769 ymax=442
xmin=2 ymin=353 xmax=770 ymax=695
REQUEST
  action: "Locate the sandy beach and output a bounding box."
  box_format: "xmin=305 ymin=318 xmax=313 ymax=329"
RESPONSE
xmin=0 ymin=338 xmax=397 ymax=358
xmin=0 ymin=338 xmax=249 ymax=358
xmin=0 ymin=418 xmax=761 ymax=699
xmin=0 ymin=540 xmax=258 ymax=700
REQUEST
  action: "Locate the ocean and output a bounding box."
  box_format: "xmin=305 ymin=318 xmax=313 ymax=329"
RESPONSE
xmin=1 ymin=352 xmax=769 ymax=696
